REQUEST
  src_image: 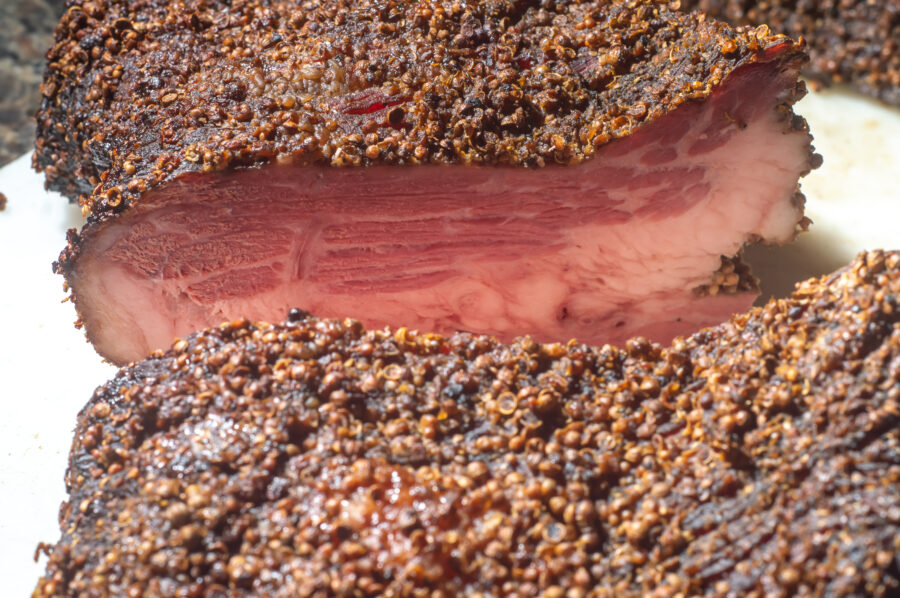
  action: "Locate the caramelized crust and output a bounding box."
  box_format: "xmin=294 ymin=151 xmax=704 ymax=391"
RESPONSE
xmin=35 ymin=251 xmax=900 ymax=596
xmin=34 ymin=0 xmax=805 ymax=219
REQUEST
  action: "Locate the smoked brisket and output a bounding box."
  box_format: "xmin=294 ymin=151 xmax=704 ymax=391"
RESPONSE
xmin=36 ymin=0 xmax=818 ymax=363
xmin=34 ymin=251 xmax=900 ymax=596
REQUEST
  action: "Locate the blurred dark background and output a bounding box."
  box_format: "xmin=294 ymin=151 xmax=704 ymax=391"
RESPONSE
xmin=0 ymin=0 xmax=66 ymax=167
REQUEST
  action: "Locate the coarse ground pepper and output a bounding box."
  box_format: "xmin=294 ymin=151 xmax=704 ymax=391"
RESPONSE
xmin=680 ymin=0 xmax=900 ymax=106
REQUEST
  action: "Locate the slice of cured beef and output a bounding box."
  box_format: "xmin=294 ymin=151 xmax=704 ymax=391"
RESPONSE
xmin=33 ymin=251 xmax=900 ymax=596
xmin=36 ymin=0 xmax=819 ymax=364
xmin=680 ymin=0 xmax=900 ymax=106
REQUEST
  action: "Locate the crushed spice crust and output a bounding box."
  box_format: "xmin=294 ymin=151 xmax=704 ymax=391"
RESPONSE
xmin=34 ymin=251 xmax=900 ymax=596
xmin=34 ymin=0 xmax=807 ymax=222
xmin=680 ymin=0 xmax=900 ymax=106
xmin=692 ymin=253 xmax=758 ymax=297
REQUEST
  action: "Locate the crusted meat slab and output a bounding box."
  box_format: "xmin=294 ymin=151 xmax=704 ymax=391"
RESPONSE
xmin=680 ymin=0 xmax=900 ymax=106
xmin=34 ymin=251 xmax=900 ymax=597
xmin=37 ymin=0 xmax=817 ymax=364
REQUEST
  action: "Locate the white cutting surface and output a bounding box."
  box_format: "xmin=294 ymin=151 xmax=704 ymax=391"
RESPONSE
xmin=1 ymin=86 xmax=899 ymax=595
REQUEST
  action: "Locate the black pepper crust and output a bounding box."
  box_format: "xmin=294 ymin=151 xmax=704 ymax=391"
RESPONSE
xmin=35 ymin=251 xmax=900 ymax=597
xmin=680 ymin=0 xmax=900 ymax=106
xmin=34 ymin=0 xmax=808 ymax=219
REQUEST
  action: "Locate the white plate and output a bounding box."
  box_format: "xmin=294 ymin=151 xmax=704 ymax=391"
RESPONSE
xmin=1 ymin=86 xmax=899 ymax=596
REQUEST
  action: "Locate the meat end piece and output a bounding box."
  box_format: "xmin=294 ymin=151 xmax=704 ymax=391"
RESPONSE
xmin=37 ymin=0 xmax=818 ymax=364
xmin=680 ymin=0 xmax=900 ymax=106
xmin=34 ymin=251 xmax=900 ymax=596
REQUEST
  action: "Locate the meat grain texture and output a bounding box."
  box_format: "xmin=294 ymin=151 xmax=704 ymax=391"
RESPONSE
xmin=36 ymin=0 xmax=818 ymax=364
xmin=34 ymin=251 xmax=900 ymax=597
xmin=680 ymin=0 xmax=900 ymax=106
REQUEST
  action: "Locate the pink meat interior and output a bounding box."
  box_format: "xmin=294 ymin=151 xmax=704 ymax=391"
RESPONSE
xmin=72 ymin=63 xmax=811 ymax=364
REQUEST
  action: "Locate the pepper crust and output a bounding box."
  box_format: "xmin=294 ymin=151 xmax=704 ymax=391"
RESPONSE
xmin=680 ymin=0 xmax=900 ymax=106
xmin=34 ymin=0 xmax=807 ymax=221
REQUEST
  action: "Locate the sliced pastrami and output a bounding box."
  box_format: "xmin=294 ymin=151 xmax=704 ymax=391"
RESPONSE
xmin=37 ymin=1 xmax=818 ymax=363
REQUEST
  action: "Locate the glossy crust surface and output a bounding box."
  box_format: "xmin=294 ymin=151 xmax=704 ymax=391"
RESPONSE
xmin=35 ymin=251 xmax=900 ymax=597
xmin=680 ymin=0 xmax=900 ymax=106
xmin=34 ymin=0 xmax=804 ymax=217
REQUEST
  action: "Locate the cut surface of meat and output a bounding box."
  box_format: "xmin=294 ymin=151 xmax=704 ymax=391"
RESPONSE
xmin=34 ymin=251 xmax=900 ymax=597
xmin=37 ymin=0 xmax=817 ymax=364
xmin=680 ymin=0 xmax=900 ymax=106
xmin=72 ymin=60 xmax=812 ymax=363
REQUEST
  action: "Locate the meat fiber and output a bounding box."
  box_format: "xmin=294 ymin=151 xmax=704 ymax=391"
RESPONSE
xmin=34 ymin=251 xmax=900 ymax=597
xmin=680 ymin=0 xmax=900 ymax=106
xmin=36 ymin=0 xmax=818 ymax=365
